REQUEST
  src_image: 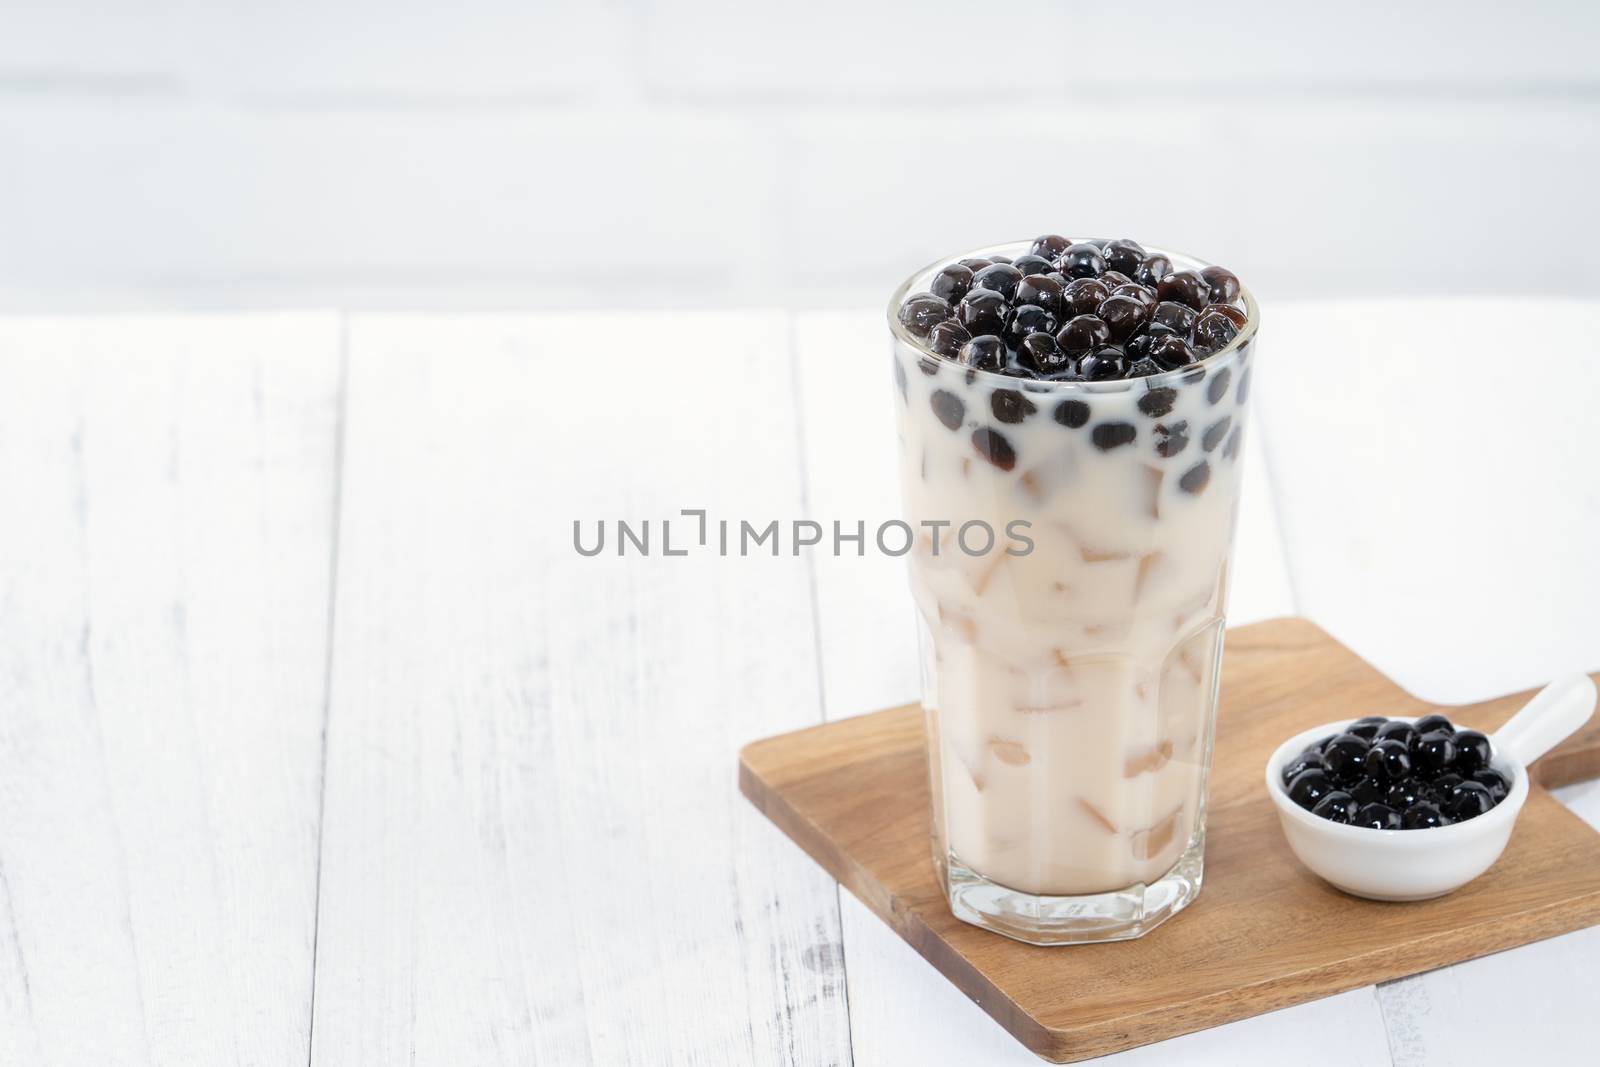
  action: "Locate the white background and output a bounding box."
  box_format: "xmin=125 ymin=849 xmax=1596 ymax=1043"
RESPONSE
xmin=2 ymin=0 xmax=1598 ymax=312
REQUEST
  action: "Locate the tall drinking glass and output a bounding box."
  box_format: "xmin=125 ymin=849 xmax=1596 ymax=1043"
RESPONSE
xmin=888 ymin=242 xmax=1259 ymax=944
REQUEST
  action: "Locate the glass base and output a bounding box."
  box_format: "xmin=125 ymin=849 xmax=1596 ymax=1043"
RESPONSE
xmin=943 ymin=833 xmax=1205 ymax=945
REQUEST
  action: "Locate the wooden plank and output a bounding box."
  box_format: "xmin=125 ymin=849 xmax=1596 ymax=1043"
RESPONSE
xmin=739 ymin=619 xmax=1600 ymax=1063
xmin=788 ymin=313 xmax=1380 ymax=1065
xmin=0 ymin=315 xmax=341 ymax=1066
xmin=309 ymin=313 xmax=852 ymax=1066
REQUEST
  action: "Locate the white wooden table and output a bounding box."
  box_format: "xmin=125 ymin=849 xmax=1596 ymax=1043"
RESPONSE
xmin=0 ymin=303 xmax=1596 ymax=1066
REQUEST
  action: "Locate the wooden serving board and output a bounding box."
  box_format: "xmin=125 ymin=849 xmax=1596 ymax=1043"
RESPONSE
xmin=739 ymin=618 xmax=1600 ymax=1063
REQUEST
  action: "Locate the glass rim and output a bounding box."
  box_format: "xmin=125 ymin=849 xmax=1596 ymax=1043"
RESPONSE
xmin=886 ymin=239 xmax=1261 ymax=394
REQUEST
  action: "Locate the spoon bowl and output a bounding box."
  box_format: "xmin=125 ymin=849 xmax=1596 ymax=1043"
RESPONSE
xmin=1265 ymin=675 xmax=1596 ymax=901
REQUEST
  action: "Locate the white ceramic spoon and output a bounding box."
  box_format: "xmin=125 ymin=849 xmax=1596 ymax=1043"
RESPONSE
xmin=1264 ymin=675 xmax=1597 ymax=901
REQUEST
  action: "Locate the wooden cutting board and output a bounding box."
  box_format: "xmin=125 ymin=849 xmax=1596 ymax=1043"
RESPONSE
xmin=738 ymin=618 xmax=1600 ymax=1063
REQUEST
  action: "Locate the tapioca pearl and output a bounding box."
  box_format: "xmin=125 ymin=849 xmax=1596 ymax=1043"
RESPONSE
xmin=1056 ymin=313 xmax=1110 ymax=356
xmin=958 ymin=334 xmax=1008 ymax=373
xmin=1206 ymin=302 xmax=1248 ymax=330
xmin=957 ymin=288 xmax=1008 ymax=337
xmin=971 ymin=426 xmax=1017 ymax=471
xmin=1030 ymin=234 xmax=1071 ymax=260
xmin=1098 ymin=269 xmax=1133 ymax=290
xmin=1003 ymin=303 xmax=1057 ymax=349
xmin=930 ymin=264 xmax=974 ymax=305
xmin=1149 ymin=333 xmax=1196 ymax=368
xmin=1125 ymin=357 xmax=1163 ymax=378
xmin=1178 ymin=460 xmax=1212 ymax=494
xmin=1206 ymin=367 xmax=1233 ymax=404
xmin=973 ymin=263 xmax=1023 ymax=301
xmin=988 ymin=254 xmax=1013 ymax=264
xmin=1200 ymin=265 xmax=1240 ymax=304
xmin=1054 ymin=399 xmax=1091 ymax=428
xmin=1018 ymin=331 xmax=1071 ymax=377
xmin=897 ymin=293 xmax=952 ymax=337
xmin=893 ymin=356 xmax=907 ymax=400
xmin=1152 ymin=301 xmax=1197 ymax=334
xmin=1138 ymin=387 xmax=1177 ymax=418
xmin=1057 ymin=242 xmax=1106 ymax=279
xmin=1062 ymin=277 xmax=1110 ymax=316
xmin=1221 ymin=425 xmax=1243 ymax=460
xmin=990 ymin=388 xmax=1038 ymax=424
xmin=1091 ymin=422 xmax=1138 ymax=451
xmin=1181 ymin=363 xmax=1207 ymax=384
xmin=1153 ymin=420 xmax=1190 ymax=457
xmin=917 ymin=354 xmax=940 ymax=376
xmin=927 ymin=318 xmax=972 ymax=358
xmin=1015 ymin=274 xmax=1064 ymax=317
xmin=930 ymin=389 xmax=966 ymax=431
xmin=958 ymin=257 xmax=993 ymax=272
xmin=1079 ymin=347 xmax=1124 ymax=381
xmin=1192 ymin=309 xmax=1239 ymax=355
xmin=1098 ymin=294 xmax=1147 ymax=341
xmin=1011 ymin=254 xmax=1053 ymax=278
xmin=1102 ymin=238 xmax=1147 ymax=276
xmin=1157 ymin=271 xmax=1207 ymax=311
xmin=1236 ymin=366 xmax=1252 ymax=404
xmin=1113 ymin=282 xmax=1158 ymax=311
xmin=1133 ymin=253 xmax=1171 ymax=287
xmin=1201 ymin=415 xmax=1232 ymax=453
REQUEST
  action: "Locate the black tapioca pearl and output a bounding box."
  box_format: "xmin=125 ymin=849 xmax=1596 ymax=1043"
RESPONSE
xmin=1181 ymin=363 xmax=1207 ymax=384
xmin=929 ymin=264 xmax=974 ymax=305
xmin=1015 ymin=274 xmax=1064 ymax=317
xmin=1125 ymin=357 xmax=1163 ymax=378
xmin=897 ymin=293 xmax=952 ymax=338
xmin=927 ymin=319 xmax=972 ymax=358
xmin=1056 ymin=313 xmax=1111 ymax=356
xmin=1202 ymin=416 xmax=1232 ymax=453
xmin=958 ymin=288 xmax=1008 ymax=337
xmin=1200 ymin=265 xmax=1241 ymax=304
xmin=1079 ymin=348 xmax=1124 ymax=381
xmin=929 ymin=389 xmax=965 ymax=431
xmin=1138 ymin=387 xmax=1177 ymax=418
xmin=958 ymin=257 xmax=993 ymax=272
xmin=1149 ymin=334 xmax=1196 ymax=368
xmin=917 ymin=355 xmax=940 ymax=376
xmin=1054 ymin=399 xmax=1091 ymax=428
xmin=1018 ymin=331 xmax=1070 ymax=377
xmin=1236 ymin=367 xmax=1252 ymax=404
xmin=1157 ymin=270 xmax=1207 ymax=311
xmin=958 ymin=335 xmax=1007 ymax=373
xmin=1057 ymin=242 xmax=1106 ymax=278
xmin=1003 ymin=304 xmax=1057 ymax=349
xmin=1221 ymin=426 xmax=1242 ymax=460
xmin=1062 ymin=277 xmax=1109 ymax=316
xmin=1133 ymin=253 xmax=1171 ymax=287
xmin=1091 ymin=422 xmax=1137 ymax=451
xmin=990 ymin=388 xmax=1037 ymax=424
xmin=1098 ymin=269 xmax=1133 ymax=290
xmin=1192 ymin=309 xmax=1239 ymax=354
xmin=987 ymin=254 xmax=1013 ymax=264
xmin=1152 ymin=301 xmax=1198 ymax=334
xmin=893 ymin=357 xmax=907 ymax=400
xmin=1153 ymin=420 xmax=1189 ymax=457
xmin=971 ymin=427 xmax=1016 ymax=471
xmin=1207 ymin=303 xmax=1248 ymax=329
xmin=1030 ymin=234 xmax=1071 ymax=261
xmin=1102 ymin=238 xmax=1147 ymax=276
xmin=1206 ymin=367 xmax=1233 ymax=404
xmin=1097 ymin=294 xmax=1147 ymax=341
xmin=1113 ymin=283 xmax=1158 ymax=311
xmin=972 ymin=263 xmax=1023 ymax=301
xmin=1178 ymin=460 xmax=1212 ymax=494
xmin=1011 ymin=254 xmax=1054 ymax=278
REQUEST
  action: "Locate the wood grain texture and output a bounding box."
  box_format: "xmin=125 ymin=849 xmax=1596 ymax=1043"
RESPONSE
xmin=0 ymin=315 xmax=341 ymax=1066
xmin=309 ymin=313 xmax=852 ymax=1066
xmin=740 ymin=618 xmax=1600 ymax=1063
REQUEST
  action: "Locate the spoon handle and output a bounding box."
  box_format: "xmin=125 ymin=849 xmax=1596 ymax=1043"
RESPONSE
xmin=1491 ymin=675 xmax=1598 ymax=769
